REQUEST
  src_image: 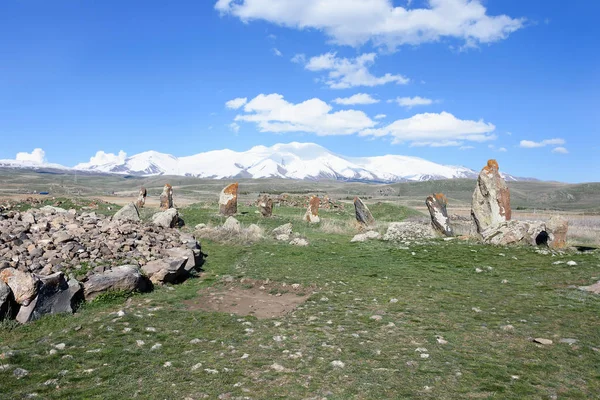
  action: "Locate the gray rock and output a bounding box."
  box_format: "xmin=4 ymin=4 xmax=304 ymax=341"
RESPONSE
xmin=426 ymin=193 xmax=453 ymax=237
xmin=222 ymin=216 xmax=241 ymax=232
xmin=471 ymin=160 xmax=512 ymax=233
xmin=83 ymin=265 xmax=150 ymax=301
xmin=113 ymin=202 xmax=140 ymax=222
xmin=272 ymin=223 xmax=293 ymax=237
xmin=289 ymin=238 xmax=309 ymax=246
xmin=354 ymin=197 xmax=375 ymax=227
xmin=38 ymin=206 xmax=68 ymax=215
xmin=141 ymin=258 xmax=188 ymax=284
xmin=52 ymin=231 xmax=73 ymax=244
xmin=16 ymin=273 xmax=83 ymax=323
xmin=152 ymin=208 xmax=180 ymax=228
xmin=480 ymin=220 xmax=548 ymax=246
xmin=0 ymin=268 xmax=39 ymax=306
xmin=21 ymin=212 xmax=36 ymax=224
xmin=164 ymin=247 xmax=202 ymax=272
xmin=383 ymin=222 xmax=435 ymax=242
xmin=351 ymin=231 xmax=381 ymax=243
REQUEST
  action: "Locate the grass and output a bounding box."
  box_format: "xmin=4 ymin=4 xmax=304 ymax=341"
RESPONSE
xmin=1 ymin=202 xmax=600 ymax=399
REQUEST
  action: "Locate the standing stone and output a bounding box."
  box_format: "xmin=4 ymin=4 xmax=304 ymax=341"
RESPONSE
xmin=354 ymin=197 xmax=375 ymax=227
xmin=219 ymin=183 xmax=238 ymax=216
xmin=136 ymin=187 xmax=147 ymax=209
xmin=471 ymin=159 xmax=511 ymax=234
xmin=304 ymin=196 xmax=320 ymax=223
xmin=547 ymin=215 xmax=568 ymax=249
xmin=426 ymin=193 xmax=453 ymax=237
xmin=159 ymin=184 xmax=173 ymax=210
xmin=258 ymin=194 xmax=273 ymax=217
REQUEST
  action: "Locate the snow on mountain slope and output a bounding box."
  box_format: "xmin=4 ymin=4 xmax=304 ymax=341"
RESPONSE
xmin=0 ymin=159 xmax=69 ymax=171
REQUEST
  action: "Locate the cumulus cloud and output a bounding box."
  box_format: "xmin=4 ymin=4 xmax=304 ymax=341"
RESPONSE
xmin=333 ymin=93 xmax=379 ymax=105
xmin=305 ymin=52 xmax=409 ymax=89
xmin=360 ymin=111 xmax=496 ymax=146
xmin=392 ymin=96 xmax=434 ymax=108
xmin=225 ymin=97 xmax=248 ymax=109
xmin=15 ymin=148 xmax=47 ymax=164
xmin=552 ymin=147 xmax=569 ymax=154
xmin=215 ymin=0 xmax=525 ymax=50
xmin=519 ymin=138 xmax=565 ymax=148
xmin=234 ymin=93 xmax=376 ymax=135
xmin=87 ymin=150 xmax=127 ymax=165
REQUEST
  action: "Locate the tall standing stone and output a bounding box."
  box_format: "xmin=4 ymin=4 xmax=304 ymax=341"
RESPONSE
xmin=354 ymin=197 xmax=375 ymax=227
xmin=258 ymin=194 xmax=273 ymax=217
xmin=471 ymin=159 xmax=511 ymax=233
xmin=426 ymin=193 xmax=453 ymax=237
xmin=219 ymin=183 xmax=238 ymax=216
xmin=136 ymin=187 xmax=147 ymax=209
xmin=159 ymin=184 xmax=173 ymax=210
xmin=304 ymin=196 xmax=320 ymax=223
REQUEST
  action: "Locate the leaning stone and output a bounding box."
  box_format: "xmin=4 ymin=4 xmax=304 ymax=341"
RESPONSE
xmin=547 ymin=215 xmax=568 ymax=249
xmin=113 ymin=202 xmax=140 ymax=222
xmin=16 ymin=273 xmax=83 ymax=323
xmin=159 ymin=184 xmax=173 ymax=210
xmin=0 ymin=268 xmax=39 ymax=306
xmin=304 ymin=196 xmax=320 ymax=223
xmin=83 ymin=265 xmax=150 ymax=301
xmin=152 ymin=208 xmax=180 ymax=228
xmin=219 ymin=183 xmax=238 ymax=216
xmin=471 ymin=160 xmax=511 ymax=233
xmin=354 ymin=197 xmax=375 ymax=227
xmin=258 ymin=194 xmax=273 ymax=217
xmin=141 ymin=258 xmax=188 ymax=284
xmin=426 ymin=193 xmax=453 ymax=237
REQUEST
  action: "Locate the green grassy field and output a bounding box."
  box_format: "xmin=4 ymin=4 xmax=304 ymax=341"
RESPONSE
xmin=2 ymin=202 xmax=600 ymax=399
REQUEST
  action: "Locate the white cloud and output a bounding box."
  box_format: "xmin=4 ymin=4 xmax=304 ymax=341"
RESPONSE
xmin=272 ymin=48 xmax=282 ymax=57
xmin=459 ymin=145 xmax=475 ymax=150
xmin=15 ymin=148 xmax=47 ymax=164
xmin=333 ymin=93 xmax=379 ymax=105
xmin=225 ymin=97 xmax=248 ymax=109
xmin=291 ymin=53 xmax=306 ymax=64
xmin=498 ymin=147 xmax=507 ymax=152
xmin=87 ymin=150 xmax=127 ymax=165
xmin=374 ymin=114 xmax=386 ymax=120
xmin=234 ymin=93 xmax=376 ymax=136
xmin=229 ymin=122 xmax=240 ymax=133
xmin=519 ymin=138 xmax=565 ymax=148
xmin=215 ymin=0 xmax=525 ymax=50
xmin=359 ymin=111 xmax=496 ymax=146
xmin=393 ymin=96 xmax=434 ymax=108
xmin=305 ymin=52 xmax=409 ymax=89
xmin=552 ymin=147 xmax=569 ymax=154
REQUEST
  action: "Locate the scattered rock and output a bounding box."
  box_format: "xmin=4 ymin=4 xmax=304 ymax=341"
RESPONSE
xmin=471 ymin=159 xmax=511 ymax=233
xmin=219 ymin=183 xmax=238 ymax=216
xmin=426 ymin=193 xmax=453 ymax=237
xmin=351 ymin=231 xmax=381 ymax=243
xmin=354 ymin=197 xmax=374 ymax=227
xmin=272 ymin=223 xmax=292 ymax=239
xmin=303 ymin=196 xmax=320 ymax=224
xmin=257 ymin=194 xmax=273 ymax=217
xmin=13 ymin=368 xmax=29 ymax=379
xmin=152 ymin=208 xmax=181 ymax=229
xmin=159 ymin=184 xmax=174 ymax=210
xmin=141 ymin=258 xmax=188 ymax=284
xmin=113 ymin=202 xmax=140 ymax=222
xmin=289 ymin=238 xmax=309 ymax=247
xmin=83 ymin=265 xmax=150 ymax=301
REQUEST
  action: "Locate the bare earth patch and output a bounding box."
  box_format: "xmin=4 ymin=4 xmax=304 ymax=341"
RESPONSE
xmin=185 ymin=279 xmax=312 ymax=319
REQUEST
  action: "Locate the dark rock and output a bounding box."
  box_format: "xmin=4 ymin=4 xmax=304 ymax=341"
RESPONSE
xmin=354 ymin=197 xmax=375 ymax=227
xmin=83 ymin=265 xmax=150 ymax=301
xmin=141 ymin=258 xmax=188 ymax=284
xmin=425 ymin=193 xmax=453 ymax=237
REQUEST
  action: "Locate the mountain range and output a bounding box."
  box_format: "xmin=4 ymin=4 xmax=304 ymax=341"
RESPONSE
xmin=0 ymin=142 xmax=522 ymax=182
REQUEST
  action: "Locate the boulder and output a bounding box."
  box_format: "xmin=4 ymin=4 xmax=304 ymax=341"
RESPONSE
xmin=141 ymin=258 xmax=188 ymax=284
xmin=304 ymin=196 xmax=320 ymax=223
xmin=0 ymin=280 xmax=17 ymax=321
xmin=471 ymin=160 xmax=511 ymax=233
xmin=219 ymin=183 xmax=238 ymax=216
xmin=0 ymin=268 xmax=39 ymax=306
xmin=152 ymin=208 xmax=180 ymax=228
xmin=480 ymin=220 xmax=548 ymax=246
xmin=547 ymin=215 xmax=568 ymax=249
xmin=113 ymin=202 xmax=140 ymax=222
xmin=351 ymin=231 xmax=382 ymax=243
xmin=272 ymin=223 xmax=293 ymax=241
xmin=159 ymin=184 xmax=174 ymax=210
xmin=136 ymin=187 xmax=147 ymax=209
xmin=15 ymin=273 xmax=83 ymax=323
xmin=426 ymin=193 xmax=453 ymax=237
xmin=258 ymin=194 xmax=273 ymax=217
xmin=164 ymin=247 xmax=203 ymax=272
xmin=383 ymin=222 xmax=435 ymax=242
xmin=83 ymin=265 xmax=150 ymax=300
xmin=223 ymin=216 xmax=241 ymax=233
xmin=354 ymin=197 xmax=375 ymax=227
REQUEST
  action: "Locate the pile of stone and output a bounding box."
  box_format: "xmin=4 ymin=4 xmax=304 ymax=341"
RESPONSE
xmin=0 ymin=204 xmax=204 ymax=323
xmin=195 ymin=216 xmax=264 ymax=243
xmin=383 ymin=221 xmax=436 ymax=243
xmin=271 ymin=223 xmax=309 ymax=246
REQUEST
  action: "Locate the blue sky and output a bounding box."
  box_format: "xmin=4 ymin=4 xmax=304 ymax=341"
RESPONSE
xmin=1 ymin=0 xmax=598 ymax=182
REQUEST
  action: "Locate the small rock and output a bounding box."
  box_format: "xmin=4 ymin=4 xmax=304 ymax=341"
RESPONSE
xmin=13 ymin=368 xmax=29 ymax=379
xmin=533 ymin=338 xmax=553 ymax=345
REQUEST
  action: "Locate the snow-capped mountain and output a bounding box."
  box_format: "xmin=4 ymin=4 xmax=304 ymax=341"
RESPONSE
xmin=73 ymin=142 xmax=486 ymax=182
xmin=0 ymin=159 xmax=69 ymax=171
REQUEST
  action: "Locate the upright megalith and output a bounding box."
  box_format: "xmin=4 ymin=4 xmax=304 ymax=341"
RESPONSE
xmin=258 ymin=194 xmax=273 ymax=217
xmin=136 ymin=187 xmax=147 ymax=209
xmin=219 ymin=183 xmax=238 ymax=216
xmin=426 ymin=193 xmax=453 ymax=237
xmin=471 ymin=160 xmax=511 ymax=233
xmin=304 ymin=196 xmax=320 ymax=223
xmin=354 ymin=197 xmax=375 ymax=227
xmin=159 ymin=184 xmax=173 ymax=210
